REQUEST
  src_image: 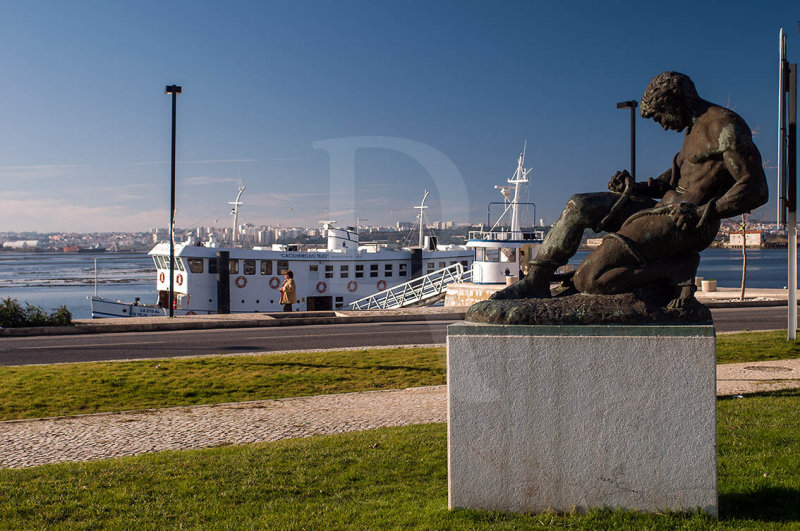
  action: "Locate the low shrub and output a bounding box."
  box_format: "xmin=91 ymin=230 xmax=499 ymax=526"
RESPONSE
xmin=0 ymin=297 xmax=72 ymax=328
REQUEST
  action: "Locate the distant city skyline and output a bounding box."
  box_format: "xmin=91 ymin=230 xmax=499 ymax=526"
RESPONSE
xmin=0 ymin=1 xmax=798 ymax=232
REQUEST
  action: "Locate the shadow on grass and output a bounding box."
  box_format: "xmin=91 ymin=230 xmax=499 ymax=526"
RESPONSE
xmin=721 ymin=487 xmax=800 ymax=522
xmin=255 ymin=361 xmax=443 ymax=373
xmin=718 ymin=388 xmax=800 ymax=401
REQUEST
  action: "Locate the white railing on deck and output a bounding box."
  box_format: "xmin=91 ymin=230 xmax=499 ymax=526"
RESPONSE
xmin=347 ymin=263 xmax=472 ymax=310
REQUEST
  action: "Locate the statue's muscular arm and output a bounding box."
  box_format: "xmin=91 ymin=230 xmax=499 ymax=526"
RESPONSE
xmin=608 ymin=158 xmax=677 ymax=198
xmin=696 ymin=110 xmax=768 ymax=220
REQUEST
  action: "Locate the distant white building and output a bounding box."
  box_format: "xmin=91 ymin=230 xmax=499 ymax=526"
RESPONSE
xmin=2 ymin=240 xmax=41 ymax=249
xmin=728 ymin=231 xmax=763 ymax=248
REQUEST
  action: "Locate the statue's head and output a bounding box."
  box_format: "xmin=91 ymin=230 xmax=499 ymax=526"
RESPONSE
xmin=640 ymin=72 xmax=699 ymax=132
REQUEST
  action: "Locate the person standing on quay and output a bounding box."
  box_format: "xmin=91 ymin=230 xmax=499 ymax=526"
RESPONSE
xmin=279 ymin=270 xmax=296 ymax=312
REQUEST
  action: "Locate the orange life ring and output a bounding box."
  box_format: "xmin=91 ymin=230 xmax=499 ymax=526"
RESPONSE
xmin=235 ymin=275 xmax=247 ymax=288
xmin=347 ymin=280 xmax=358 ymax=292
xmin=377 ymin=279 xmax=387 ymax=291
xmin=176 ymin=274 xmax=184 ymax=286
xmin=316 ymin=281 xmax=327 ymax=293
xmin=269 ymin=276 xmax=280 ymax=289
xmin=159 ymin=272 xmax=165 ymax=283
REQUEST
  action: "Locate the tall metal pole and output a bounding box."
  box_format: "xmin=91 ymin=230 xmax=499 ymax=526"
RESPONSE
xmin=779 ymin=28 xmax=797 ymax=340
xmin=788 ymin=63 xmax=798 ymax=339
xmin=166 ymin=85 xmax=182 ymax=318
xmin=617 ymin=100 xmax=637 ymax=179
xmin=630 ymin=103 xmax=636 ymax=179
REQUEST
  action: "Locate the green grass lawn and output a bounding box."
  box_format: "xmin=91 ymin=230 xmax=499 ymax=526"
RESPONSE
xmin=1 ymin=390 xmax=798 ymax=529
xmin=717 ymin=330 xmax=800 ymax=364
xmin=0 ymin=347 xmax=445 ymax=421
xmin=1 ymin=331 xmax=798 ymax=421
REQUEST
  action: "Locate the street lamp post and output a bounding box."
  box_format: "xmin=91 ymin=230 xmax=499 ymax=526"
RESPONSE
xmin=616 ymin=100 xmax=637 ymax=179
xmin=165 ymin=84 xmax=182 ymax=317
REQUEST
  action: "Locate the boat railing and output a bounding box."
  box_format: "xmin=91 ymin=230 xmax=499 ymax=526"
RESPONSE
xmin=347 ymin=263 xmax=472 ymax=310
xmin=468 ymin=230 xmax=543 ymax=241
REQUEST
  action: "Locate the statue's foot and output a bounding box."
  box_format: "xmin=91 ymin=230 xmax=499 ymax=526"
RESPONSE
xmin=666 ymin=280 xmax=699 ymax=310
xmin=490 ymin=274 xmax=552 ymax=300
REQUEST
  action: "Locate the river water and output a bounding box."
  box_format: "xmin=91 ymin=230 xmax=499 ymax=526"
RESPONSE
xmin=0 ymin=248 xmax=795 ymax=319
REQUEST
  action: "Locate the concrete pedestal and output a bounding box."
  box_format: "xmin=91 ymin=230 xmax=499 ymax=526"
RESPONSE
xmin=447 ymin=323 xmax=717 ymax=516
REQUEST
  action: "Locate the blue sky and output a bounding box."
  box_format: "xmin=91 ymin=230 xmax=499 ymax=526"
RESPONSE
xmin=0 ymin=0 xmax=797 ymax=232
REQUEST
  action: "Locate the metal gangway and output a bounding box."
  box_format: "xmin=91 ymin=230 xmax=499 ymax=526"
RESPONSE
xmin=347 ymin=263 xmax=472 ymax=310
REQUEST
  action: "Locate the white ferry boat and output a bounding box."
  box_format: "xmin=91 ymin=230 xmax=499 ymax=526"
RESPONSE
xmin=91 ymin=220 xmax=473 ymax=318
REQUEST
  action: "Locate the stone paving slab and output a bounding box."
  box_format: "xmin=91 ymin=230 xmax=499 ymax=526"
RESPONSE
xmin=0 ymin=386 xmax=445 ymax=469
xmin=717 ymin=358 xmax=800 ymax=396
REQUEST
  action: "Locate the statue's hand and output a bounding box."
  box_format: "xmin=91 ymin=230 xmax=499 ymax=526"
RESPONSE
xmin=694 ymin=200 xmax=716 ymax=229
xmin=668 ymin=202 xmax=700 ymax=231
xmin=608 ymin=170 xmax=633 ymax=194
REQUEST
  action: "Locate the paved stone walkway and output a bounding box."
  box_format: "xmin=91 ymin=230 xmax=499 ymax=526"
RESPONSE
xmin=0 ymin=386 xmax=445 ymax=469
xmin=717 ymin=358 xmax=800 ymax=396
xmin=2 ymin=359 xmax=799 ymax=470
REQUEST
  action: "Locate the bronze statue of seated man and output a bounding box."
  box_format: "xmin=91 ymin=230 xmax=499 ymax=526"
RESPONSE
xmin=489 ymin=71 xmax=768 ymax=310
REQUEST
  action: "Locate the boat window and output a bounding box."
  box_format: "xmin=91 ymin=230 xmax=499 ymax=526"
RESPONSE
xmin=152 ymin=257 xmax=160 ymax=269
xmin=385 ymin=264 xmax=393 ymax=277
xmin=501 ymin=248 xmax=516 ymax=261
xmin=335 ymin=296 xmax=344 ymax=309
xmin=399 ymin=263 xmax=407 ymax=277
xmin=426 ymin=262 xmax=435 ymax=273
xmin=461 ymin=260 xmax=468 ymax=268
xmin=325 ymin=265 xmax=334 ymax=279
xmin=229 ymin=260 xmax=239 ymax=274
xmin=261 ymin=260 xmax=272 ymax=275
xmin=175 ymin=258 xmax=185 ymax=272
xmin=309 ymin=264 xmax=318 ymax=272
xmin=209 ymin=258 xmax=218 ymax=275
xmin=277 ymin=261 xmax=289 ymax=274
xmin=475 ymin=248 xmax=485 ymax=261
xmin=485 ymin=248 xmax=500 ymax=262
xmin=340 ymin=265 xmax=349 ymax=278
xmin=243 ymin=259 xmax=256 ymax=275
xmin=370 ymin=264 xmax=379 ymax=278
xmin=355 ymin=264 xmax=364 ymax=278
xmin=450 ymin=261 xmax=457 ymax=266
xmin=439 ymin=262 xmax=446 ymax=269
xmin=187 ymin=258 xmax=204 ymax=274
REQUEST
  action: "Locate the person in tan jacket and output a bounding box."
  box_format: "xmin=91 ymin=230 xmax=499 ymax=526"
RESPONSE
xmin=279 ymin=270 xmax=296 ymax=312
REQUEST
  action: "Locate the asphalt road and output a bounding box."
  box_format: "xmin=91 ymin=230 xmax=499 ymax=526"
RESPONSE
xmin=0 ymin=306 xmax=793 ymax=366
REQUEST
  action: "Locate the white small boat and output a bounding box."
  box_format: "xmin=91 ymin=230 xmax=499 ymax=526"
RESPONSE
xmin=466 ymin=144 xmax=544 ymax=283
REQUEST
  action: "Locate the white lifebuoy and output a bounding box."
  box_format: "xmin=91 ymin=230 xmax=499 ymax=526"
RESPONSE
xmin=159 ymin=272 xmax=165 ymax=283
xmin=316 ymin=281 xmax=327 ymax=293
xmin=235 ymin=275 xmax=247 ymax=288
xmin=377 ymin=279 xmax=387 ymax=291
xmin=347 ymin=280 xmax=358 ymax=292
xmin=176 ymin=274 xmax=184 ymax=286
xmin=269 ymin=276 xmax=280 ymax=289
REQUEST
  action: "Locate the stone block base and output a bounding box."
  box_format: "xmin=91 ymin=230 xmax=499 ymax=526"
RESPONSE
xmin=447 ymin=323 xmax=717 ymax=516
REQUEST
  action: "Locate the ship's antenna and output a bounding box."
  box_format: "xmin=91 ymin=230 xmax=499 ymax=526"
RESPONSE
xmin=508 ymin=141 xmax=532 ymax=236
xmin=415 ymin=190 xmax=430 ymax=248
xmin=229 ymin=185 xmax=245 ymax=245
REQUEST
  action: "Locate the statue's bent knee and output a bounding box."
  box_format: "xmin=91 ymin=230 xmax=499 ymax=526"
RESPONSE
xmin=563 ymin=194 xmax=590 ymax=218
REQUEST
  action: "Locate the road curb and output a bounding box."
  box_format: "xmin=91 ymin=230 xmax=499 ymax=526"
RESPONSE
xmin=0 ymin=311 xmax=469 ymax=337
